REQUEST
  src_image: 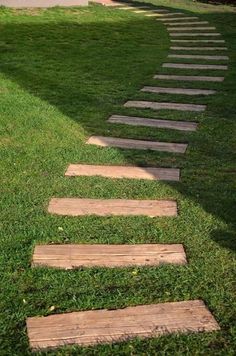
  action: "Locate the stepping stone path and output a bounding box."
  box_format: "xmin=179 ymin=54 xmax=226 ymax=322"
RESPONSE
xmin=27 ymin=1 xmax=227 ymax=350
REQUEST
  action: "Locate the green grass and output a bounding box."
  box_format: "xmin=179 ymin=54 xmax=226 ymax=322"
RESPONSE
xmin=0 ymin=0 xmax=236 ymax=354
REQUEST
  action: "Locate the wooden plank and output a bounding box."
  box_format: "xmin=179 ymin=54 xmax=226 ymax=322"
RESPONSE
xmin=108 ymin=114 xmax=198 ymax=131
xmin=48 ymin=198 xmax=178 ymax=217
xmin=171 ymin=39 xmax=225 ymax=43
xmin=170 ymin=46 xmax=227 ymax=51
xmin=27 ymin=300 xmax=220 ymax=350
xmin=124 ymin=100 xmax=206 ymax=112
xmin=168 ymin=27 xmax=216 ymax=31
xmin=145 ymin=13 xmax=182 ymax=17
xmin=32 ymin=244 xmax=187 ymax=269
xmin=170 ymin=33 xmax=221 ymax=37
xmin=162 ymin=63 xmax=228 ymax=70
xmin=87 ymin=136 xmax=187 ymax=153
xmin=154 ymin=74 xmax=224 ymax=82
xmin=141 ymin=86 xmax=215 ymax=96
xmin=150 ymin=12 xmax=184 ymax=17
xmin=158 ymin=17 xmax=199 ymax=21
xmin=166 ymin=21 xmax=209 ymax=25
xmin=168 ymin=54 xmax=229 ymax=60
xmin=65 ymin=164 xmax=180 ymax=181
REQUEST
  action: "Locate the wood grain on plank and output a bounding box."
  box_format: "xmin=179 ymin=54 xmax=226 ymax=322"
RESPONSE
xmin=141 ymin=86 xmax=215 ymax=95
xmin=163 ymin=63 xmax=228 ymax=70
xmin=124 ymin=100 xmax=206 ymax=112
xmin=87 ymin=136 xmax=187 ymax=153
xmin=154 ymin=74 xmax=224 ymax=82
xmin=108 ymin=114 xmax=198 ymax=131
xmin=32 ymin=244 xmax=187 ymax=269
xmin=48 ymin=198 xmax=178 ymax=217
xmin=27 ymin=300 xmax=220 ymax=350
xmin=65 ymin=164 xmax=180 ymax=181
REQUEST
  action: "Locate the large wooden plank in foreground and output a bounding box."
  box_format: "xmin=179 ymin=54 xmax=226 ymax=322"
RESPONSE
xmin=87 ymin=136 xmax=187 ymax=153
xmin=108 ymin=114 xmax=198 ymax=131
xmin=124 ymin=100 xmax=206 ymax=112
xmin=48 ymin=198 xmax=178 ymax=217
xmin=32 ymin=244 xmax=187 ymax=269
xmin=27 ymin=300 xmax=220 ymax=350
xmin=154 ymin=74 xmax=224 ymax=82
xmin=65 ymin=164 xmax=180 ymax=181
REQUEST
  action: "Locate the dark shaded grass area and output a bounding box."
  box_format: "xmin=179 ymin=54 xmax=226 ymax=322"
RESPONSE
xmin=0 ymin=2 xmax=235 ymax=355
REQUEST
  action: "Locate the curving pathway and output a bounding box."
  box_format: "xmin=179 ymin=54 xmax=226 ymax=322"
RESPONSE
xmin=26 ymin=1 xmax=228 ymax=351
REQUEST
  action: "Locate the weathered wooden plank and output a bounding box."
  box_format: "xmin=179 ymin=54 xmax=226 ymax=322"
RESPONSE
xmin=166 ymin=21 xmax=209 ymax=26
xmin=124 ymin=100 xmax=206 ymax=112
xmin=171 ymin=39 xmax=225 ymax=43
xmin=87 ymin=136 xmax=187 ymax=153
xmin=162 ymin=63 xmax=228 ymax=70
xmin=170 ymin=33 xmax=221 ymax=37
xmin=48 ymin=198 xmax=178 ymax=217
xmin=108 ymin=114 xmax=198 ymax=131
xmin=152 ymin=12 xmax=184 ymax=17
xmin=168 ymin=54 xmax=229 ymax=60
xmin=168 ymin=26 xmax=216 ymax=31
xmin=65 ymin=164 xmax=180 ymax=181
xmin=27 ymin=300 xmax=220 ymax=350
xmin=170 ymin=46 xmax=227 ymax=51
xmin=154 ymin=74 xmax=224 ymax=82
xmin=141 ymin=86 xmax=215 ymax=96
xmin=32 ymin=244 xmax=187 ymax=269
xmin=158 ymin=17 xmax=199 ymax=21
xmin=146 ymin=12 xmax=182 ymax=17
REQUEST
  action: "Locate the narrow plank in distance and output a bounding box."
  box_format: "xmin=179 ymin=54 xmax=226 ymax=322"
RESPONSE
xmin=48 ymin=198 xmax=178 ymax=217
xmin=27 ymin=300 xmax=220 ymax=350
xmin=65 ymin=164 xmax=180 ymax=181
xmin=32 ymin=244 xmax=187 ymax=269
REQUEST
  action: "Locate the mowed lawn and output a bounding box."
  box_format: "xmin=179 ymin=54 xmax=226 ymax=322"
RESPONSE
xmin=0 ymin=0 xmax=236 ymax=354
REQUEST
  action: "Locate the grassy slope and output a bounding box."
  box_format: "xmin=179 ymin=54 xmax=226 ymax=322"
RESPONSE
xmin=0 ymin=1 xmax=235 ymax=354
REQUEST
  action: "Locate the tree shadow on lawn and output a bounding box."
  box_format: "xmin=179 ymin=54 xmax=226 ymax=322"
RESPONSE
xmin=0 ymin=2 xmax=235 ymax=252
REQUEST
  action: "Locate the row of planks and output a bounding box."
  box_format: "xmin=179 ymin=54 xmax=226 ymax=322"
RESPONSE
xmin=26 ymin=1 xmax=226 ymax=351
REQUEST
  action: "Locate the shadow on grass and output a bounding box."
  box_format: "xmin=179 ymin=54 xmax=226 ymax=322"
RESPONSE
xmin=0 ymin=0 xmax=235 ymax=253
